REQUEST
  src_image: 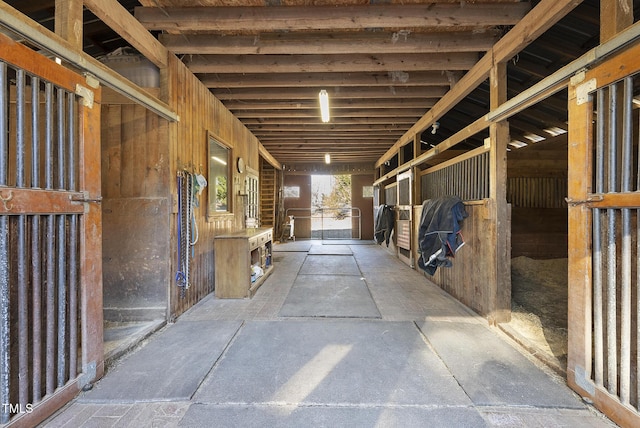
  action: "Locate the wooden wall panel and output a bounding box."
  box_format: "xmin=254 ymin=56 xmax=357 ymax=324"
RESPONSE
xmin=352 ymin=174 xmax=374 ymax=240
xmin=101 ymin=55 xmax=282 ymax=321
xmin=282 ymin=174 xmax=312 ymax=239
xmin=413 ymin=202 xmax=494 ymax=317
xmin=167 ymin=55 xmax=265 ymax=318
xmin=101 ymin=102 xmax=171 ymax=322
xmin=507 ymin=135 xmax=568 ymax=259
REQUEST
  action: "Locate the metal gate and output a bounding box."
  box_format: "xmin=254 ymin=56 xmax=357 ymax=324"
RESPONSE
xmin=0 ymin=34 xmax=103 ymax=426
xmin=567 ymin=41 xmax=640 ymax=427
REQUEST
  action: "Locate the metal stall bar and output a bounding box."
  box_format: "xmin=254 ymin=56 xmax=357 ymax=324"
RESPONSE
xmin=619 ymin=76 xmax=633 ymax=405
xmin=16 ymin=68 xmax=29 ymax=407
xmin=606 ymin=83 xmax=618 ymax=396
xmin=593 ymin=87 xmax=605 ymax=387
xmin=44 ymin=80 xmax=56 ymax=396
xmin=56 ymin=87 xmax=67 ymax=388
xmin=31 ymin=76 xmax=43 ymax=403
xmin=638 ymin=101 xmax=640 ymax=410
xmin=638 ymin=131 xmax=640 ymax=416
xmin=67 ymin=91 xmax=78 ymax=379
xmin=0 ymin=60 xmax=9 ymax=426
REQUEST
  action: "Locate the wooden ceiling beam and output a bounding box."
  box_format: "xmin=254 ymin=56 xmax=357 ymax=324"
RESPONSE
xmin=212 ymin=87 xmax=449 ymax=100
xmin=84 ymin=0 xmax=167 ymax=68
xmin=242 ymin=117 xmax=416 ymax=125
xmin=257 ymin=134 xmax=401 ymax=140
xmin=199 ymin=71 xmax=461 ymax=88
xmin=224 ymin=99 xmax=435 ymax=110
xmin=159 ymin=30 xmax=500 ymax=55
xmin=250 ymin=124 xmax=406 ymax=132
xmin=185 ymin=53 xmax=478 ymax=73
xmin=135 ymin=4 xmax=530 ymax=32
xmin=271 ymin=148 xmax=386 ymax=153
xmin=233 ymin=109 xmax=426 ymax=118
xmin=378 ymin=0 xmax=582 ymax=167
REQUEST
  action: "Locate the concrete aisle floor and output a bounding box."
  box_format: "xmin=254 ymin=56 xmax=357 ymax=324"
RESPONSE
xmin=43 ymin=241 xmax=615 ymax=428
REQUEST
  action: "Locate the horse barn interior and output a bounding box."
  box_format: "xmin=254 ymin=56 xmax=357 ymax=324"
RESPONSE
xmin=1 ymin=0 xmax=640 ymax=426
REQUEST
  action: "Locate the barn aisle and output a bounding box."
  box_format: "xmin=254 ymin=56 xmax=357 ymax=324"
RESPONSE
xmin=43 ymin=241 xmax=614 ymax=427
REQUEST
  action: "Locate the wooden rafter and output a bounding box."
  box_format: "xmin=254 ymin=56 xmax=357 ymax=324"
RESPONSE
xmin=135 ymin=4 xmax=531 ymax=32
xmin=83 ymin=0 xmax=167 ymax=68
xmin=159 ymin=30 xmax=500 ymax=55
xmin=212 ymin=87 xmax=449 ymax=100
xmin=224 ymin=99 xmax=435 ymax=110
xmin=199 ymin=71 xmax=461 ymax=88
xmin=377 ymin=0 xmax=583 ymax=167
xmin=184 ymin=53 xmax=478 ymax=73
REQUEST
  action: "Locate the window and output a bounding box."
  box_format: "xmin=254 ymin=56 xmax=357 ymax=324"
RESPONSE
xmin=245 ymin=172 xmax=259 ymax=227
xmin=284 ymin=186 xmax=300 ymax=198
xmin=208 ymin=133 xmax=231 ymax=216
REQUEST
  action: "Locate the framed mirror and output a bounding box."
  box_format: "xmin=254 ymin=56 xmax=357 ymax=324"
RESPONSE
xmin=208 ymin=132 xmax=232 ymax=216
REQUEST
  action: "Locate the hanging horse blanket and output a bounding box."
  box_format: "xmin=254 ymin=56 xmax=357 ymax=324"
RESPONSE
xmin=374 ymin=204 xmax=395 ymax=247
xmin=417 ymin=196 xmax=468 ymax=275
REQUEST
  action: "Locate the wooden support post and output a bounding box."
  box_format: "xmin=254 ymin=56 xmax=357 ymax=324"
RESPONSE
xmin=55 ymin=0 xmax=83 ymax=49
xmin=600 ymin=0 xmax=633 ymax=43
xmin=412 ymin=134 xmax=422 ymax=206
xmin=566 ymin=71 xmax=594 ymax=403
xmin=488 ymin=61 xmax=510 ymax=324
xmin=79 ymin=81 xmax=105 ymax=386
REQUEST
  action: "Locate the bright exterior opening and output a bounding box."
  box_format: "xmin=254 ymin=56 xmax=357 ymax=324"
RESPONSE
xmin=311 ymin=175 xmax=352 ymax=239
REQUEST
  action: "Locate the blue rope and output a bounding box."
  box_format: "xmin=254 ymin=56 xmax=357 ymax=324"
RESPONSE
xmin=175 ymin=173 xmax=187 ymax=291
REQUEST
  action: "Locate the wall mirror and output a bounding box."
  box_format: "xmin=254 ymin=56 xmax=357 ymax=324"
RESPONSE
xmin=208 ymin=133 xmax=232 ymax=216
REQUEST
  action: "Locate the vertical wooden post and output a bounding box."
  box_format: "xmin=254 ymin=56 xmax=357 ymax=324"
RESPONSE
xmin=79 ymin=82 xmax=105 ymax=385
xmin=600 ymin=0 xmax=633 ymax=43
xmin=488 ymin=61 xmax=510 ymax=324
xmin=55 ymin=0 xmax=83 ymax=49
xmin=412 ymin=133 xmax=422 ymax=206
xmin=566 ymin=72 xmax=594 ymax=402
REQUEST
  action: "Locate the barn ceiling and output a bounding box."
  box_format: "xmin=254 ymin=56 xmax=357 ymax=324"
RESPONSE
xmin=2 ymin=0 xmax=626 ymax=167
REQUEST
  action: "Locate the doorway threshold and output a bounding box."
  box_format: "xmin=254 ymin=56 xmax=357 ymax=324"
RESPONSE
xmin=104 ymin=319 xmax=166 ymax=367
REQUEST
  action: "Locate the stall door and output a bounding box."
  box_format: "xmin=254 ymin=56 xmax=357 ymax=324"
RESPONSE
xmin=567 ymin=41 xmax=640 ymax=427
xmin=0 ymin=34 xmax=103 ymax=426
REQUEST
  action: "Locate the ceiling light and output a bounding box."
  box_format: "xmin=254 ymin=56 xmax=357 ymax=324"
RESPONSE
xmin=509 ymin=140 xmax=528 ymax=149
xmin=325 ymin=153 xmax=331 ymax=164
xmin=543 ymin=127 xmax=567 ymax=137
xmin=319 ymin=90 xmax=330 ymax=123
xmin=523 ymin=133 xmax=545 ymax=143
xmin=431 ymin=121 xmax=440 ymax=134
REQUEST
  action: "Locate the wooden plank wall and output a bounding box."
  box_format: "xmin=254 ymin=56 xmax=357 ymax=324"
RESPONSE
xmin=167 ymin=55 xmax=263 ymax=318
xmin=101 ymin=54 xmax=267 ymax=321
xmin=413 ymin=202 xmax=495 ymax=317
xmin=507 ymin=135 xmax=568 ymax=259
xmin=101 ymin=95 xmax=171 ymax=322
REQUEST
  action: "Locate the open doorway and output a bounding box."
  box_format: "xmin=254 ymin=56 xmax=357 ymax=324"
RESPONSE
xmin=504 ymin=114 xmax=569 ymax=374
xmin=311 ymin=174 xmax=353 ymax=239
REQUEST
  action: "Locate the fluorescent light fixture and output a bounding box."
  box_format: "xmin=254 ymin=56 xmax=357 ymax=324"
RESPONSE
xmin=325 ymin=153 xmax=331 ymax=164
xmin=319 ymin=90 xmax=330 ymax=123
xmin=211 ymin=156 xmax=227 ymax=165
xmin=543 ymin=126 xmax=567 ymax=137
xmin=509 ymin=140 xmax=528 ymax=149
xmin=524 ymin=133 xmax=545 ymax=143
